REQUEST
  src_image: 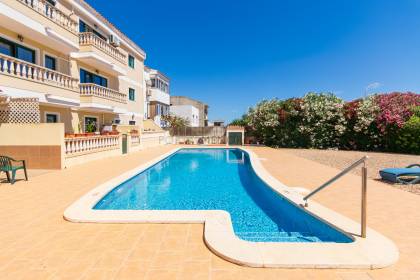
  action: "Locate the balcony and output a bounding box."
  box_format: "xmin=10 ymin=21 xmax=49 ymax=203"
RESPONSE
xmin=149 ymin=88 xmax=170 ymax=105
xmin=0 ymin=53 xmax=79 ymax=91
xmin=16 ymin=0 xmax=78 ymax=34
xmin=77 ymin=32 xmax=127 ymax=71
xmin=79 ymin=83 xmax=127 ymax=105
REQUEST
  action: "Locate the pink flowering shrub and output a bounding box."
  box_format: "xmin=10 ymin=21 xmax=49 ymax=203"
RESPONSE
xmin=375 ymin=92 xmax=420 ymax=132
xmin=234 ymin=92 xmax=420 ymax=153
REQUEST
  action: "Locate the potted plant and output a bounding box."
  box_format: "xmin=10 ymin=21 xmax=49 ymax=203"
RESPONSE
xmin=85 ymin=121 xmax=96 ymax=136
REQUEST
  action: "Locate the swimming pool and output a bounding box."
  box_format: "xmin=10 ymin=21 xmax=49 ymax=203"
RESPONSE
xmin=94 ymin=148 xmax=352 ymax=243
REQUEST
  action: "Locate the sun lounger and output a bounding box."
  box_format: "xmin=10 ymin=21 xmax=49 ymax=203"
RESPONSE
xmin=379 ymin=164 xmax=420 ymax=184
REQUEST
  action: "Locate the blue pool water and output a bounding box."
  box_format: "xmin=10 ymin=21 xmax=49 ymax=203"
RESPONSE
xmin=94 ymin=149 xmax=352 ymax=243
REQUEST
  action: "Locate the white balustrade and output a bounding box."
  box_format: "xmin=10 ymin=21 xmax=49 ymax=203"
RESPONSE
xmin=17 ymin=0 xmax=78 ymax=33
xmin=131 ymin=134 xmax=140 ymax=146
xmin=79 ymin=32 xmax=127 ymax=64
xmin=64 ymin=135 xmax=120 ymax=156
xmin=0 ymin=53 xmax=78 ymax=90
xmin=79 ymin=83 xmax=127 ymax=104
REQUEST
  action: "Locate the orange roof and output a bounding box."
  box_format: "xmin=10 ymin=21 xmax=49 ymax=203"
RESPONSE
xmin=227 ymin=125 xmax=245 ymax=130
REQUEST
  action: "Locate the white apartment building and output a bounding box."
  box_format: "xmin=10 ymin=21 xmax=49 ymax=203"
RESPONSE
xmin=143 ymin=66 xmax=170 ymax=127
xmin=170 ymin=104 xmax=200 ymax=127
xmin=0 ymin=0 xmax=147 ymax=132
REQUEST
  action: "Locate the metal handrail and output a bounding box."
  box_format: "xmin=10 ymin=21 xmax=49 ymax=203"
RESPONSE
xmin=302 ymin=156 xmax=369 ymax=238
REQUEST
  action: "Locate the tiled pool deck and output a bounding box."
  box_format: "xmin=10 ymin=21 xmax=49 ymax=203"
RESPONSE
xmin=0 ymin=146 xmax=419 ymax=279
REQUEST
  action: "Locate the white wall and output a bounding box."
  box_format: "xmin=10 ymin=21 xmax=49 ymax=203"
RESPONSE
xmin=170 ymin=105 xmax=200 ymax=127
xmin=143 ymin=69 xmax=150 ymax=119
xmin=149 ymin=88 xmax=170 ymax=105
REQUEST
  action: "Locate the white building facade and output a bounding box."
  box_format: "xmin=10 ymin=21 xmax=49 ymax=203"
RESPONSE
xmin=170 ymin=104 xmax=200 ymax=127
xmin=143 ymin=67 xmax=170 ymax=127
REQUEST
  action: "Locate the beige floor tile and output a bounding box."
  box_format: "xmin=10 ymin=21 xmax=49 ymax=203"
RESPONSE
xmin=151 ymin=251 xmax=185 ymax=270
xmin=211 ymin=269 xmax=243 ymax=280
xmin=93 ymin=250 xmax=130 ymax=270
xmin=114 ymin=263 xmax=149 ymax=280
xmin=127 ymin=243 xmax=160 ymax=261
xmin=0 ymin=146 xmax=419 ymax=279
xmin=179 ymin=261 xmax=210 ymax=280
xmin=159 ymin=236 xmax=188 ymax=252
xmin=211 ymin=255 xmax=240 ymax=270
xmin=81 ymin=269 xmax=117 ymax=280
xmin=145 ymin=269 xmax=180 ymax=280
xmin=338 ymin=272 xmax=373 ymax=280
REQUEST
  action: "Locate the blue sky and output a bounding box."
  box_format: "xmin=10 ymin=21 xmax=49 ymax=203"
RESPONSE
xmin=89 ymin=0 xmax=420 ymax=122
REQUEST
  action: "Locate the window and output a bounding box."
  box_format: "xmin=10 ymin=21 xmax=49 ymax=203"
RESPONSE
xmin=151 ymin=78 xmax=156 ymax=87
xmin=45 ymin=113 xmax=59 ymax=123
xmin=79 ymin=20 xmax=87 ymax=33
xmin=84 ymin=116 xmax=98 ymax=132
xmin=129 ymin=88 xmax=135 ymax=101
xmin=80 ymin=69 xmax=108 ymax=87
xmin=44 ymin=55 xmax=56 ymax=70
xmin=129 ymin=120 xmax=136 ymax=125
xmin=0 ymin=40 xmax=12 ymax=56
xmin=16 ymin=45 xmax=35 ymax=63
xmin=128 ymin=55 xmax=135 ymax=68
xmin=79 ymin=20 xmax=107 ymax=41
xmin=0 ymin=37 xmax=35 ymax=63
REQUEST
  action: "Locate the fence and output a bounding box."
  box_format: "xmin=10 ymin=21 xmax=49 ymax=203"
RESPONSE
xmin=64 ymin=135 xmax=120 ymax=156
xmin=168 ymin=126 xmax=226 ymax=144
xmin=141 ymin=131 xmax=170 ymax=148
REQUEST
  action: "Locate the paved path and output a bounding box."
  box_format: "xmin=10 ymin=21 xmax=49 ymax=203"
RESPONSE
xmin=283 ymin=148 xmax=420 ymax=195
xmin=0 ymin=145 xmax=418 ymax=279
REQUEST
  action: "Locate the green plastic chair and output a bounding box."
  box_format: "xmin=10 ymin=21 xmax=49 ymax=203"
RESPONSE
xmin=0 ymin=156 xmax=28 ymax=184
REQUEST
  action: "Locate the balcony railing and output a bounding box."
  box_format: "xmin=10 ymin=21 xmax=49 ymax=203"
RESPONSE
xmin=79 ymin=83 xmax=127 ymax=104
xmin=17 ymin=0 xmax=78 ymax=33
xmin=131 ymin=134 xmax=140 ymax=146
xmin=79 ymin=32 xmax=127 ymax=64
xmin=65 ymin=135 xmax=120 ymax=156
xmin=0 ymin=53 xmax=79 ymax=90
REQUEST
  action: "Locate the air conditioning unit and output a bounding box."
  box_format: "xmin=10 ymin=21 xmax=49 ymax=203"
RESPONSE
xmin=109 ymin=35 xmax=120 ymax=47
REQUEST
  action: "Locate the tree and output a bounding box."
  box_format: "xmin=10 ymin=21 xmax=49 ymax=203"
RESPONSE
xmin=161 ymin=114 xmax=189 ymax=128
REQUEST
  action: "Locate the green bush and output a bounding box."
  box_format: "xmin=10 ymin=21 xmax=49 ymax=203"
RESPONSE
xmin=396 ymin=106 xmax=420 ymax=154
xmin=297 ymin=93 xmax=346 ymax=148
xmin=233 ymin=92 xmax=419 ymax=154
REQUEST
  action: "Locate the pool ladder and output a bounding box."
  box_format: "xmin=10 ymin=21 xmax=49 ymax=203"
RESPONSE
xmin=302 ymin=156 xmax=368 ymax=238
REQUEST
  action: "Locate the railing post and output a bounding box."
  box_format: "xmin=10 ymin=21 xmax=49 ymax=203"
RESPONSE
xmin=361 ymin=165 xmax=367 ymax=238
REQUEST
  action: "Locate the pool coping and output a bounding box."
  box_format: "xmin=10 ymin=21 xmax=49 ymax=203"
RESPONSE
xmin=64 ymin=147 xmax=399 ymax=268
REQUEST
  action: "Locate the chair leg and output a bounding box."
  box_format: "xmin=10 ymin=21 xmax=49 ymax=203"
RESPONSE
xmin=5 ymin=171 xmax=10 ymax=183
xmin=11 ymin=170 xmax=16 ymax=185
xmin=408 ymin=177 xmax=420 ymax=185
xmin=23 ymin=162 xmax=28 ymax=181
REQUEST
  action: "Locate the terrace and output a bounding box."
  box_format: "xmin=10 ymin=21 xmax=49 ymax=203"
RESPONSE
xmin=79 ymin=32 xmax=127 ymax=65
xmin=79 ymin=83 xmax=127 ymax=104
xmin=0 ymin=146 xmax=418 ymax=279
xmin=15 ymin=0 xmax=78 ymax=34
xmin=0 ymin=53 xmax=79 ymax=91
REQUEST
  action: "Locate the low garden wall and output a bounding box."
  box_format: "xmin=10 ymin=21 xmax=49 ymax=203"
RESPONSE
xmin=0 ymin=124 xmax=169 ymax=170
xmin=0 ymin=123 xmax=64 ymax=169
xmin=141 ymin=131 xmax=170 ymax=148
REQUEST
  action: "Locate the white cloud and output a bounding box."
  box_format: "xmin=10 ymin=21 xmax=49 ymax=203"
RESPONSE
xmin=365 ymin=82 xmax=382 ymax=91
